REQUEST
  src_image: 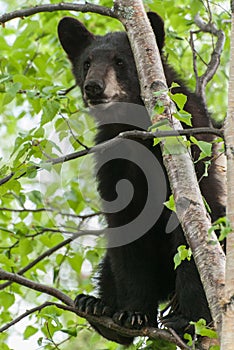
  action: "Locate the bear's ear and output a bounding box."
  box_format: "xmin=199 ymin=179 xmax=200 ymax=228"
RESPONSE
xmin=58 ymin=17 xmax=95 ymax=59
xmin=147 ymin=12 xmax=165 ymax=53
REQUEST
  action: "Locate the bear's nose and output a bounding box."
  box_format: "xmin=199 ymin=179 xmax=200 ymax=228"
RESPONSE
xmin=84 ymin=80 xmax=105 ymax=98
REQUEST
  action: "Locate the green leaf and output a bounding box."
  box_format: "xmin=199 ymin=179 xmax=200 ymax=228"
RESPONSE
xmin=170 ymin=82 xmax=180 ymax=89
xmin=23 ymin=326 xmax=38 ymax=339
xmin=170 ymin=93 xmax=187 ymax=110
xmin=144 ymin=338 xmax=176 ymax=350
xmin=150 ymin=121 xmax=187 ymax=155
xmin=149 ymin=119 xmax=170 ymax=131
xmin=190 ymin=319 xmax=218 ymax=338
xmin=173 ymin=110 xmax=192 ymax=126
xmin=0 ymin=255 xmax=16 ymax=269
xmin=3 ymin=82 xmax=21 ymax=105
xmin=0 ymin=179 xmax=21 ymax=198
xmin=208 ymin=217 xmax=232 ymax=241
xmin=61 ymin=327 xmax=77 ymax=337
xmin=0 ymin=75 xmax=12 ymax=84
xmin=174 ymin=245 xmax=192 ymax=269
xmin=0 ymin=343 xmax=11 ymax=350
xmin=14 ymin=74 xmax=33 ymax=89
xmin=11 ymin=135 xmax=31 ymax=157
xmin=39 ymin=305 xmax=63 ymax=319
xmin=164 ymin=195 xmax=176 ymax=212
xmin=183 ymin=333 xmax=193 ymax=346
xmin=37 ymin=338 xmax=43 ymax=346
xmin=163 ymin=135 xmax=187 ymax=155
xmin=40 ymin=233 xmax=64 ymax=248
xmin=41 ymin=100 xmax=60 ymax=125
xmin=38 ymin=162 xmax=53 ymax=172
xmin=33 ymin=127 xmax=45 ymax=138
xmin=28 ymin=190 xmax=43 ymax=204
xmin=19 ymin=239 xmax=33 ymax=256
xmin=0 ymin=37 xmax=10 ymax=51
xmin=153 ymin=138 xmax=160 ymax=146
xmin=41 ymin=319 xmax=61 ymax=338
xmin=0 ymin=292 xmax=15 ymax=309
xmin=85 ymin=249 xmax=100 ymax=264
xmin=190 ymin=136 xmax=212 ymax=160
xmin=153 ymin=88 xmax=168 ymax=97
xmin=68 ymin=253 xmax=83 ymax=274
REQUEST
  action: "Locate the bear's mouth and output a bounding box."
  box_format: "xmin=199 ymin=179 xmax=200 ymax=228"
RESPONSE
xmin=87 ymin=96 xmax=122 ymax=107
xmin=88 ymin=98 xmax=111 ymax=105
xmin=87 ymin=99 xmax=115 ymax=111
xmin=85 ymin=91 xmax=128 ymax=108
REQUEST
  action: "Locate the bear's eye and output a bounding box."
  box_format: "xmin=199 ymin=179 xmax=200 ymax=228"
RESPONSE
xmin=115 ymin=58 xmax=124 ymax=67
xmin=84 ymin=61 xmax=91 ymax=70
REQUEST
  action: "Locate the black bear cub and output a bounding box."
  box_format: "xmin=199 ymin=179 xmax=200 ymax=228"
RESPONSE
xmin=58 ymin=13 xmax=224 ymax=344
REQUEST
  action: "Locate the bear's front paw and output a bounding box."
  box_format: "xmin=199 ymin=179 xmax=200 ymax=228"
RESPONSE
xmin=113 ymin=311 xmax=149 ymax=330
xmin=161 ymin=312 xmax=193 ymax=335
xmin=74 ymin=294 xmax=114 ymax=317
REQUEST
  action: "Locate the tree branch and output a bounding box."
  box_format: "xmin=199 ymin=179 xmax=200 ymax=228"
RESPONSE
xmin=119 ymin=127 xmax=223 ymax=140
xmin=0 ymin=2 xmax=117 ymax=24
xmin=0 ymin=300 xmax=190 ymax=349
xmin=192 ymin=14 xmax=225 ymax=102
xmin=0 ymin=269 xmax=74 ymax=306
xmin=0 ymin=127 xmax=223 ymax=187
xmin=0 ymin=269 xmax=191 ymax=349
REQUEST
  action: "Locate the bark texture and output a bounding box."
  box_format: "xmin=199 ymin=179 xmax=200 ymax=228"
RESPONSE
xmin=221 ymin=5 xmax=234 ymax=349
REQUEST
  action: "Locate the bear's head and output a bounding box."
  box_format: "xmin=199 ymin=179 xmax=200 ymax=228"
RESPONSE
xmin=58 ymin=12 xmax=165 ymax=107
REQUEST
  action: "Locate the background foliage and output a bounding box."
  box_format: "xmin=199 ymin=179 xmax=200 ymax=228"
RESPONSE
xmin=0 ymin=0 xmax=230 ymax=349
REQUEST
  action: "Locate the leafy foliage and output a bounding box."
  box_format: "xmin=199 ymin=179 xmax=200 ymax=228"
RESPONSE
xmin=0 ymin=0 xmax=230 ymax=349
xmin=174 ymin=245 xmax=192 ymax=269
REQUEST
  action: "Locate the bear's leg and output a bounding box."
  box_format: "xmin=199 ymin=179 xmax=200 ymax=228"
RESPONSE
xmin=162 ymin=258 xmax=212 ymax=335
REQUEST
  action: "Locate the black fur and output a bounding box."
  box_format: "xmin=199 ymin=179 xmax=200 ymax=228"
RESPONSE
xmin=58 ymin=13 xmax=225 ymax=344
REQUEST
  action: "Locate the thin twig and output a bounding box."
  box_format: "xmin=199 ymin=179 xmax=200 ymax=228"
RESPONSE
xmin=58 ymin=84 xmax=76 ymax=96
xmin=59 ymin=112 xmax=89 ymax=150
xmin=46 ymin=321 xmax=61 ymax=350
xmin=0 ymin=3 xmax=117 ymax=24
xmin=0 ymin=301 xmax=77 ymax=332
xmin=168 ymin=328 xmax=191 ymax=350
xmin=189 ymin=31 xmax=199 ymax=81
xmin=0 ymin=206 xmax=101 ymax=219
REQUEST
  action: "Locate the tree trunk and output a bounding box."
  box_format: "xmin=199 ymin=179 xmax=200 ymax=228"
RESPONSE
xmin=114 ymin=0 xmax=225 ymax=337
xmin=221 ymin=1 xmax=234 ymax=348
